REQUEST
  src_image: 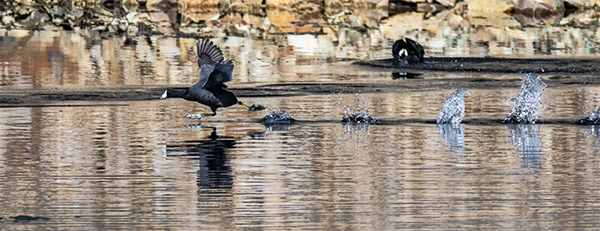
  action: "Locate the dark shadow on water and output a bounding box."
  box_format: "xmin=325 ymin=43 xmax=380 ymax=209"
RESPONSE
xmin=166 ymin=127 xmax=234 ymax=190
xmin=392 ymin=72 xmax=423 ymax=79
xmin=9 ymin=215 xmax=51 ymax=222
xmin=354 ymin=57 xmax=600 ymax=75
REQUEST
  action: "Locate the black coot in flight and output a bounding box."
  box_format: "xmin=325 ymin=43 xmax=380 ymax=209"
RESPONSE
xmin=392 ymin=38 xmax=424 ymax=65
xmin=161 ymin=39 xmax=263 ymax=119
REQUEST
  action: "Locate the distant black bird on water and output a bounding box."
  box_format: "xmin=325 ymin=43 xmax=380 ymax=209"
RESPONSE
xmin=161 ymin=39 xmax=263 ymax=119
xmin=392 ymin=38 xmax=424 ymax=65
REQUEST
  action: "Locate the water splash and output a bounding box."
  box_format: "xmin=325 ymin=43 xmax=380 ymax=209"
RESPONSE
xmin=339 ymin=94 xmax=378 ymax=123
xmin=261 ymin=109 xmax=295 ymax=125
xmin=579 ymin=98 xmax=600 ymax=125
xmin=504 ymin=73 xmax=547 ymax=124
xmin=437 ymin=88 xmax=470 ymax=124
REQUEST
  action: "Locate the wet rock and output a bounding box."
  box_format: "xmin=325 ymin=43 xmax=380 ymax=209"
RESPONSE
xmin=466 ymin=0 xmax=515 ymax=28
xmin=559 ymin=9 xmax=599 ymax=25
xmin=146 ymin=0 xmax=177 ymax=9
xmin=380 ymin=12 xmax=425 ymax=39
xmin=180 ymin=0 xmax=222 ymax=7
xmin=21 ymin=10 xmax=50 ymax=29
xmin=354 ymin=0 xmax=388 ymax=7
xmin=2 ymin=16 xmax=15 ymax=25
xmin=18 ymin=0 xmax=36 ymax=4
xmin=565 ymin=0 xmax=597 ymax=8
xmin=445 ymin=7 xmax=468 ymax=29
xmin=468 ymin=0 xmax=513 ymax=12
xmin=149 ymin=11 xmax=170 ymax=23
xmin=354 ymin=7 xmax=387 ymax=28
xmin=230 ymin=2 xmax=249 ymax=13
xmin=468 ymin=0 xmax=521 ymax=28
xmin=245 ymin=0 xmax=263 ymax=4
xmin=514 ymin=0 xmax=560 ymax=17
xmin=266 ymin=8 xmax=326 ymax=34
xmin=513 ymin=0 xmax=562 ymax=27
xmin=182 ymin=6 xmax=220 ymax=23
xmin=295 ymin=2 xmax=323 ymax=13
xmin=417 ymin=2 xmax=445 ymax=12
xmin=266 ymin=0 xmax=301 ymax=6
xmin=325 ymin=0 xmax=351 ymax=7
xmin=244 ymin=14 xmax=268 ymax=29
xmin=122 ymin=0 xmax=140 ymax=8
xmin=220 ymin=12 xmax=244 ymax=26
xmin=436 ymin=0 xmax=456 ymax=7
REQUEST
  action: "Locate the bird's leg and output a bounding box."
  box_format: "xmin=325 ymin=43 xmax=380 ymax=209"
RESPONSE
xmin=238 ymin=101 xmax=250 ymax=110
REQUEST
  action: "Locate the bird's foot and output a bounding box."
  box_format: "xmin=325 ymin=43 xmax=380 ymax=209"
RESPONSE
xmin=248 ymin=104 xmax=266 ymax=111
xmin=239 ymin=102 xmax=266 ymax=111
xmin=185 ymin=114 xmax=205 ymax=119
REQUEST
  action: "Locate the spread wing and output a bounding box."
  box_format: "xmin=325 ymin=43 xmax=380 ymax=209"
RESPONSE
xmin=405 ymin=38 xmax=424 ymax=60
xmin=197 ymin=38 xmax=224 ymax=68
xmin=192 ymin=39 xmax=234 ymax=90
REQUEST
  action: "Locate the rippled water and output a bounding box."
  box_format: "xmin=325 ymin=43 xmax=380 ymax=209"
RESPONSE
xmin=3 ymin=25 xmax=600 ymax=229
xmin=2 ymin=89 xmax=600 ymax=229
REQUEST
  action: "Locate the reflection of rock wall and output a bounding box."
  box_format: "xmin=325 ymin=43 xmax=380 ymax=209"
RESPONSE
xmin=2 ymin=1 xmax=600 ymax=88
xmin=2 ymin=22 xmax=600 ymax=89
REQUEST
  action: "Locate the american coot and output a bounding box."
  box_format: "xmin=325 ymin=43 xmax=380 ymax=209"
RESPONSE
xmin=392 ymin=38 xmax=424 ymax=65
xmin=161 ymin=39 xmax=263 ymax=119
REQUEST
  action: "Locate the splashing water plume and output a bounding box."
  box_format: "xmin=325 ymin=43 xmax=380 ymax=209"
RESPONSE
xmin=261 ymin=109 xmax=295 ymax=125
xmin=504 ymin=73 xmax=547 ymax=124
xmin=340 ymin=94 xmax=378 ymax=123
xmin=437 ymin=88 xmax=470 ymax=124
xmin=579 ymin=104 xmax=600 ymax=125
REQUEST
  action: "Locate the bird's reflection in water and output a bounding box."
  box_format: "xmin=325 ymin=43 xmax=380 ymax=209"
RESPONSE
xmin=342 ymin=123 xmax=370 ymax=135
xmin=166 ymin=127 xmax=234 ymax=193
xmin=264 ymin=124 xmax=291 ymax=132
xmin=437 ymin=124 xmax=465 ymax=153
xmin=508 ymin=124 xmax=542 ymax=170
xmin=392 ymin=72 xmax=422 ymax=79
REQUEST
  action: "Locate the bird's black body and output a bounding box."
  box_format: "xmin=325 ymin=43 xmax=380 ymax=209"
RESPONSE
xmin=392 ymin=38 xmax=425 ymax=65
xmin=161 ymin=39 xmax=242 ymax=118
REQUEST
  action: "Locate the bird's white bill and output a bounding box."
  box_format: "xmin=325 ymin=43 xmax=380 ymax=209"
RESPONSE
xmin=398 ymin=48 xmax=408 ymax=57
xmin=160 ymin=90 xmax=168 ymax=99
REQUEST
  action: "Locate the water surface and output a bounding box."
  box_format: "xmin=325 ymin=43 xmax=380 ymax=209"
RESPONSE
xmin=2 ymin=19 xmax=600 ymax=230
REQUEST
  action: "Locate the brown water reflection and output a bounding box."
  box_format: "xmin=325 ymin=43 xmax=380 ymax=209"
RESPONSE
xmin=1 ymin=88 xmax=600 ymax=229
xmin=3 ymin=23 xmax=600 ymax=89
